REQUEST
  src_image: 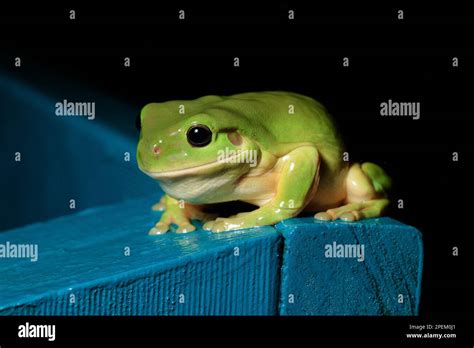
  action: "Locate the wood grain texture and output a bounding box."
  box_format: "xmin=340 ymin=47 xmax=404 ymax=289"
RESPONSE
xmin=277 ymin=217 xmax=423 ymax=315
xmin=0 ymin=196 xmax=282 ymax=315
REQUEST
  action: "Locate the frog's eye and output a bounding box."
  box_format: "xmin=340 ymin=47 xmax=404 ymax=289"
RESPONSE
xmin=186 ymin=124 xmax=212 ymax=147
xmin=135 ymin=112 xmax=141 ymax=131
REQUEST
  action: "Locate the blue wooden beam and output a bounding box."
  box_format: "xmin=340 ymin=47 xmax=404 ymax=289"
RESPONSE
xmin=0 ymin=196 xmax=282 ymax=315
xmin=276 ymin=217 xmax=423 ymax=315
xmin=0 ymin=200 xmax=423 ymax=316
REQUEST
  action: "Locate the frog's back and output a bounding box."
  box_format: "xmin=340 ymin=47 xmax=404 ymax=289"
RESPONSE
xmin=215 ymin=91 xmax=345 ymax=157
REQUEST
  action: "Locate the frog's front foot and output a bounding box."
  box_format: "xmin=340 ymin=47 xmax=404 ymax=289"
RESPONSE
xmin=203 ymin=205 xmax=298 ymax=233
xmin=149 ymin=195 xmax=216 ymax=235
xmin=203 ymin=218 xmax=244 ymax=233
xmin=149 ymin=221 xmax=196 ymax=235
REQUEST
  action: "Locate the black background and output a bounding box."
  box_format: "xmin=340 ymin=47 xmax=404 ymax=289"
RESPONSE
xmin=1 ymin=1 xmax=473 ymax=345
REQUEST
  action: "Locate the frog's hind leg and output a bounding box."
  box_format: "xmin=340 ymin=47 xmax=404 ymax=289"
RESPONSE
xmin=314 ymin=162 xmax=391 ymax=222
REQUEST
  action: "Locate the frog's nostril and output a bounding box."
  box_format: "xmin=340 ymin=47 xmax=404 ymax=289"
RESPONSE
xmin=153 ymin=145 xmax=161 ymax=156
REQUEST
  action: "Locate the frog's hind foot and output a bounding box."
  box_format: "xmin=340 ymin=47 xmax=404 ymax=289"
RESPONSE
xmin=314 ymin=198 xmax=389 ymax=222
xmin=315 ymin=162 xmax=391 ymax=222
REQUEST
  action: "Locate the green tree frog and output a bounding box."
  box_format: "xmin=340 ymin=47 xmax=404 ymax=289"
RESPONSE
xmin=137 ymin=91 xmax=391 ymax=234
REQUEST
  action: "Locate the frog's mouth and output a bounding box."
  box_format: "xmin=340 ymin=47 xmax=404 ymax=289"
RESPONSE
xmin=141 ymin=156 xmax=239 ymax=180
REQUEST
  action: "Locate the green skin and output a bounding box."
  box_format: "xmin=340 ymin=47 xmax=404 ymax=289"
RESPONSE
xmin=137 ymin=91 xmax=391 ymax=234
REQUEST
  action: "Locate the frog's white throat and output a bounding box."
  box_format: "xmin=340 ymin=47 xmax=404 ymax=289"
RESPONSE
xmin=157 ymin=173 xmax=238 ymax=204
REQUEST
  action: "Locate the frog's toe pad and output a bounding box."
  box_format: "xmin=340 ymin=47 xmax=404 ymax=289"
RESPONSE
xmin=339 ymin=212 xmax=356 ymax=222
xmin=314 ymin=212 xmax=333 ymax=221
xmin=176 ymin=223 xmax=196 ymax=234
xmin=149 ymin=222 xmax=169 ymax=235
xmin=202 ymin=221 xmax=214 ymax=231
xmin=151 ymin=202 xmax=165 ymax=211
xmin=210 ymin=220 xmax=227 ymax=233
xmin=204 ymin=219 xmax=227 ymax=233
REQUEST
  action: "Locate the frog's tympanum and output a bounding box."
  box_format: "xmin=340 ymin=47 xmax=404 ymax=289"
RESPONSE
xmin=137 ymin=92 xmax=391 ymax=234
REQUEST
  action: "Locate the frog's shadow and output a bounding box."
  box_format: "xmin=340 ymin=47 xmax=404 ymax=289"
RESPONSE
xmin=204 ymin=201 xmax=256 ymax=217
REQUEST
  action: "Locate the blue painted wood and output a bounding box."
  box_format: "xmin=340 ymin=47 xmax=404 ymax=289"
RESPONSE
xmin=276 ymin=217 xmax=423 ymax=315
xmin=0 ymin=72 xmax=160 ymax=232
xmin=0 ymin=196 xmax=282 ymax=315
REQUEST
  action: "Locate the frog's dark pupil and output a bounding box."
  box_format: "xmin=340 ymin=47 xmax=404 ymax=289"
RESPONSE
xmin=135 ymin=113 xmax=141 ymax=131
xmin=187 ymin=125 xmax=212 ymax=147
